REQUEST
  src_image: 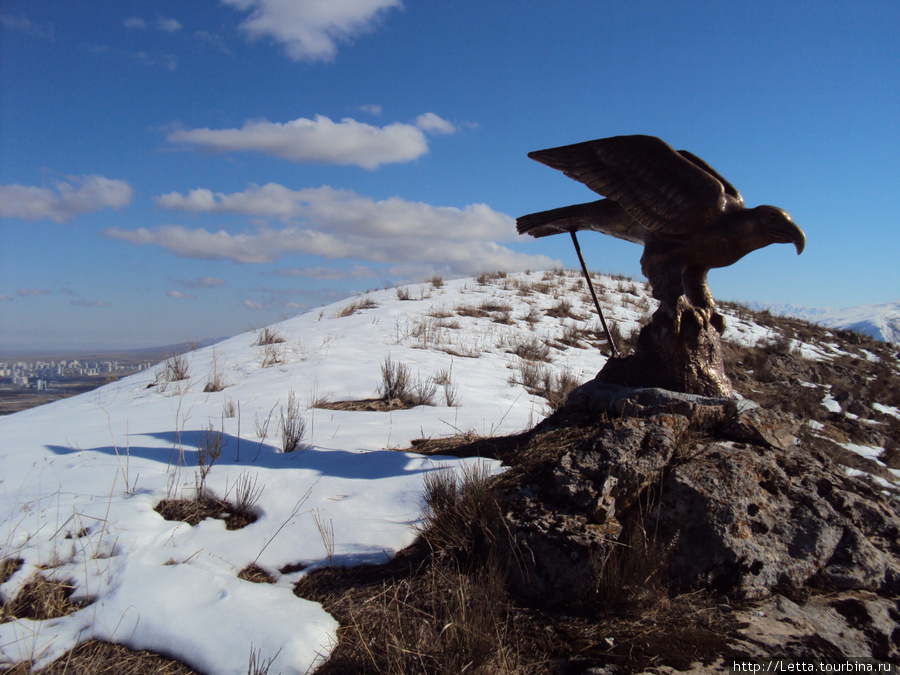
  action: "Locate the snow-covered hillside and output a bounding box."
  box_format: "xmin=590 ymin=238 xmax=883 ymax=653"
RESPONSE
xmin=747 ymin=299 xmax=900 ymax=344
xmin=0 ymin=270 xmax=895 ymax=673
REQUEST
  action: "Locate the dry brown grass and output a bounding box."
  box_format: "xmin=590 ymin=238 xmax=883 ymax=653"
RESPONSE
xmin=157 ymin=354 xmax=189 ymax=384
xmin=5 ymin=640 xmax=199 ymax=674
xmin=0 ymin=573 xmax=82 ymax=623
xmin=296 ymin=462 xmax=535 ymax=674
xmin=0 ymin=556 xmax=23 ymax=585
xmin=335 ymin=297 xmax=378 ymax=317
xmin=254 ymin=326 xmax=285 ymax=346
xmin=238 ymin=563 xmax=275 ymax=584
xmin=509 ymin=335 xmax=551 ymax=363
xmin=298 ymin=423 xmax=738 ymax=674
xmin=154 ymin=494 xmax=257 ymax=530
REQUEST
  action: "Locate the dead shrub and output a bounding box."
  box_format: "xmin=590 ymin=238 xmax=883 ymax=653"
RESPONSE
xmin=492 ymin=310 xmax=515 ymax=325
xmin=378 ymin=356 xmax=413 ymax=401
xmin=510 ymin=335 xmax=551 ymax=362
xmin=545 ymin=298 xmax=576 ymax=319
xmin=454 ymin=303 xmax=488 ymax=318
xmin=509 ymin=359 xmax=548 ymax=392
xmin=476 ymin=270 xmax=507 ymax=285
xmin=558 ymin=321 xmax=589 ymax=348
xmin=260 ymin=343 xmax=282 ymax=368
xmin=587 ymin=501 xmax=672 ymax=613
xmin=410 ymin=378 xmax=437 ymax=406
xmin=196 ymin=423 xmax=223 ymax=493
xmin=203 ymin=348 xmax=227 ymax=392
xmin=254 ymin=326 xmax=285 ymax=346
xmin=280 ymin=389 xmax=307 ymax=453
xmin=158 ymin=353 xmax=190 ymax=383
xmin=419 ymin=464 xmax=502 ymax=559
xmin=543 ymin=370 xmax=581 ymax=412
xmin=478 ymin=299 xmax=513 ymax=313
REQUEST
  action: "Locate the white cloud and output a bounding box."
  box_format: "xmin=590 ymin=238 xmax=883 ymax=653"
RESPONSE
xmin=243 ymin=300 xmax=264 ymax=310
xmin=174 ymin=276 xmax=227 ymax=289
xmin=0 ymin=175 xmax=134 ymax=223
xmin=166 ymin=114 xmax=450 ymax=168
xmin=156 ymin=17 xmax=183 ymax=33
xmin=359 ymin=104 xmax=382 ymax=116
xmin=276 ymin=265 xmax=379 ymax=281
xmin=124 ymin=16 xmax=183 ymax=33
xmin=17 ymin=289 xmax=51 ymax=297
xmin=222 ymin=0 xmax=402 ymax=62
xmin=0 ymin=12 xmax=55 ymax=40
xmin=166 ymin=290 xmax=195 ymax=299
xmin=415 ymin=112 xmax=456 ymax=135
xmin=156 ymin=184 xmax=514 ymax=241
xmin=111 ymin=183 xmax=560 ymax=275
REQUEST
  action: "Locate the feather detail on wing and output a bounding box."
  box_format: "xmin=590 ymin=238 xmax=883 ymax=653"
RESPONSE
xmin=527 ymin=135 xmax=730 ymax=236
xmin=516 ymin=199 xmax=646 ymax=244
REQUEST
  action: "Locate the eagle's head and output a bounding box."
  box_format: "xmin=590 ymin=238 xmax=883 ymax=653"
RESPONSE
xmin=753 ymin=205 xmax=805 ymax=255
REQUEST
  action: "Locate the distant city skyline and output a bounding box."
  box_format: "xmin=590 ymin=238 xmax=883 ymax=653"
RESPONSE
xmin=2 ymin=1 xmax=899 ymax=349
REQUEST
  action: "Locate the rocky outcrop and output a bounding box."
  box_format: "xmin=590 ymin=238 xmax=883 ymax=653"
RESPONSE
xmin=500 ymin=380 xmax=900 ymax=658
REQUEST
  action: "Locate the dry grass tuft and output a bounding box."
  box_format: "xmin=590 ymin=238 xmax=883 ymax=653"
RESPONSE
xmin=154 ymin=495 xmax=257 ymax=531
xmin=509 ymin=335 xmax=551 ymax=362
xmin=157 ymin=353 xmax=190 ymax=384
xmin=255 ymin=326 xmax=285 ymax=346
xmin=238 ymin=564 xmax=276 ymax=584
xmin=545 ymin=298 xmax=577 ymax=319
xmin=14 ymin=640 xmax=198 ymax=674
xmin=297 ymin=462 xmax=529 ymax=674
xmin=280 ymin=389 xmax=307 ymax=453
xmin=0 ymin=556 xmax=23 ymax=585
xmin=419 ymin=464 xmax=502 ymax=559
xmin=203 ymin=348 xmax=227 ymax=392
xmin=1 ymin=573 xmax=82 ymax=622
xmin=335 ymin=297 xmax=378 ymax=317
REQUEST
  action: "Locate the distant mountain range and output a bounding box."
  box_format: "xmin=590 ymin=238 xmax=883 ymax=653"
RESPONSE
xmin=746 ymin=299 xmax=900 ymax=345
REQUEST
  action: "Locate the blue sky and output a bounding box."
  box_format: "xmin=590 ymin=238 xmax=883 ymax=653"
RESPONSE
xmin=1 ymin=1 xmax=898 ymax=350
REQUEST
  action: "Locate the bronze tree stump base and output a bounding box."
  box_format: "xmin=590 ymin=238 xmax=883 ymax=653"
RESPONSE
xmin=597 ymin=299 xmax=732 ymax=398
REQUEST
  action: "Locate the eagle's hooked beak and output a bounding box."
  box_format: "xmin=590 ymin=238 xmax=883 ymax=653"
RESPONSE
xmin=787 ymin=222 xmax=806 ymax=255
xmin=770 ymin=220 xmax=806 ymax=255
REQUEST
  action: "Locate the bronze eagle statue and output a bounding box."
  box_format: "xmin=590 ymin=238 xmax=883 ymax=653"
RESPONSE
xmin=517 ymin=135 xmax=806 ymax=320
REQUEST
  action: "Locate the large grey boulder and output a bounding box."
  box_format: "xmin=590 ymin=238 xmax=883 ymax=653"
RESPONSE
xmin=502 ymin=382 xmax=900 ymax=611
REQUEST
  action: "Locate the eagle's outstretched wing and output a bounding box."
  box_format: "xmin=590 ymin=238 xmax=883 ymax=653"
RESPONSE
xmin=516 ymin=198 xmax=646 ymax=243
xmin=527 ymin=135 xmax=734 ymax=237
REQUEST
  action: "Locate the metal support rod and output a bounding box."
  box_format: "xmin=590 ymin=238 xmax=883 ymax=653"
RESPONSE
xmin=569 ymin=230 xmax=620 ymax=358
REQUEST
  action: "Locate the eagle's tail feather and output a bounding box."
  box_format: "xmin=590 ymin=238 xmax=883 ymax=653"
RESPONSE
xmin=516 ymin=203 xmax=592 ymax=238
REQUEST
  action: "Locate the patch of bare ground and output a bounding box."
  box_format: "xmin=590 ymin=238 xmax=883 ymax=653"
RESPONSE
xmin=0 ymin=640 xmax=199 ymax=674
xmin=722 ymin=309 xmax=900 ymax=464
xmin=296 ymin=428 xmax=741 ymax=674
xmin=154 ymin=495 xmax=256 ymax=530
xmin=315 ymin=397 xmax=417 ymax=412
